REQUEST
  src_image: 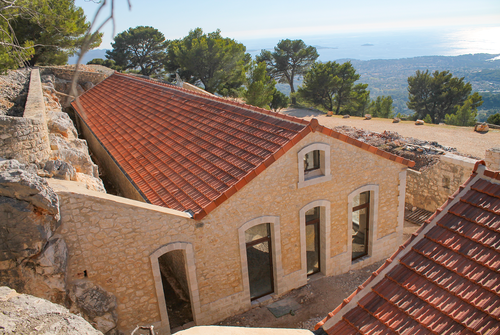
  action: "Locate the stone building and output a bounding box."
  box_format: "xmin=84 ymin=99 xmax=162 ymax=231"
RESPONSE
xmin=315 ymin=160 xmax=500 ymax=334
xmin=65 ymin=72 xmax=414 ymax=334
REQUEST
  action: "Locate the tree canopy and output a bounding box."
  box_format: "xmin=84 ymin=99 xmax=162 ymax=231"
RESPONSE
xmin=297 ymin=61 xmax=362 ymax=114
xmin=369 ymin=95 xmax=394 ymax=118
xmin=106 ymin=26 xmax=167 ymax=76
xmin=243 ymin=61 xmax=275 ymax=109
xmin=269 ymin=90 xmax=289 ymax=112
xmin=407 ymin=70 xmax=482 ymax=123
xmin=166 ymin=28 xmax=250 ymax=95
xmin=11 ymin=0 xmax=101 ymax=66
xmin=257 ymin=39 xmax=318 ymax=104
xmin=0 ymin=0 xmax=35 ymax=71
xmin=487 ymin=113 xmax=500 ymax=125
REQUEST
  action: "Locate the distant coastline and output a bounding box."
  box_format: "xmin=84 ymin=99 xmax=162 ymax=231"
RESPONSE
xmin=69 ymin=27 xmax=500 ymax=65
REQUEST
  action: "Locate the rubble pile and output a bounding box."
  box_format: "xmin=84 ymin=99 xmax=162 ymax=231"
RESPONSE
xmin=333 ymin=125 xmax=475 ymax=171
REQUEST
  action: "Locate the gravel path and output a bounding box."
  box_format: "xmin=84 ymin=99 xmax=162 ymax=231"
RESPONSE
xmin=283 ymin=108 xmax=500 ymax=159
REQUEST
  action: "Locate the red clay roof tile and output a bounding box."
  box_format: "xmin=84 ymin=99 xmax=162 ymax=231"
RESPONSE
xmin=73 ymin=73 xmax=413 ymax=219
xmin=318 ymin=162 xmax=500 ymax=335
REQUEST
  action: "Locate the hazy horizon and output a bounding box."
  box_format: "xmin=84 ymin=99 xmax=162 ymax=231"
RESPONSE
xmin=75 ymin=0 xmax=500 ymax=51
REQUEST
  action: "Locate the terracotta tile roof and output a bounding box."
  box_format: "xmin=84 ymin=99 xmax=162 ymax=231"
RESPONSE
xmin=72 ymin=73 xmax=414 ymax=219
xmin=315 ymin=161 xmax=500 ymax=335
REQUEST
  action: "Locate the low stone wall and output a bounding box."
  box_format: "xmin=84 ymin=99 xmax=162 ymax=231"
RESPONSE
xmin=40 ymin=66 xmax=113 ymax=86
xmin=405 ymin=153 xmax=477 ymax=212
xmin=0 ymin=69 xmax=51 ymax=165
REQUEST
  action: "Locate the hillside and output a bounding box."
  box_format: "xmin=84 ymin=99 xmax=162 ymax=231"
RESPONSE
xmin=70 ymin=50 xmax=500 ymax=119
xmin=277 ymin=53 xmax=500 ymax=118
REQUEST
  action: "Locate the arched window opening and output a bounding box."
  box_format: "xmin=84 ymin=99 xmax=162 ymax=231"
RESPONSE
xmin=305 ymin=207 xmax=321 ymax=275
xmin=245 ymin=223 xmax=274 ymax=300
xmin=352 ymin=191 xmax=370 ymax=260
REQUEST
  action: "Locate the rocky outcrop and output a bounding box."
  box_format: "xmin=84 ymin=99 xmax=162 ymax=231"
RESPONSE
xmin=47 ymin=110 xmax=78 ymax=139
xmin=0 ymin=286 xmax=103 ymax=335
xmin=43 ymin=159 xmax=77 ymax=181
xmin=0 ymin=159 xmax=67 ymax=304
xmin=69 ymin=280 xmax=118 ymax=334
xmin=41 ymin=74 xmax=104 ymax=192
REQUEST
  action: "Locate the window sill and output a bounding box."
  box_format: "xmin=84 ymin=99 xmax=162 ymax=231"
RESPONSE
xmin=298 ymin=174 xmax=332 ymax=189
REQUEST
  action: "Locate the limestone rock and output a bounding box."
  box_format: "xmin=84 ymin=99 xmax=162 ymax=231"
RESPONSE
xmin=49 ymin=133 xmax=89 ymax=154
xmin=393 ymin=118 xmax=401 ymax=123
xmin=0 ymin=234 xmax=68 ymax=304
xmin=415 ymin=119 xmax=424 ymax=125
xmin=0 ymin=197 xmax=56 ymax=265
xmin=0 ymin=160 xmax=60 ymax=216
xmin=82 ymin=81 xmax=94 ymax=91
xmin=51 ymin=148 xmax=98 ymax=177
xmin=69 ymin=280 xmax=118 ymax=334
xmin=0 ymin=286 xmax=103 ymax=334
xmin=364 ymin=114 xmax=372 ymax=120
xmin=44 ymin=159 xmax=77 ymax=181
xmin=474 ymin=122 xmax=489 ymax=133
xmin=76 ymin=172 xmax=106 ymax=193
xmin=54 ymin=78 xmax=84 ymax=96
xmin=47 ymin=110 xmax=78 ymax=139
xmin=343 ymin=114 xmax=350 ymax=118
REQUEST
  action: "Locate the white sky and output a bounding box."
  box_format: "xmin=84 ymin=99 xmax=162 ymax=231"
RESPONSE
xmin=76 ymin=0 xmax=500 ymax=49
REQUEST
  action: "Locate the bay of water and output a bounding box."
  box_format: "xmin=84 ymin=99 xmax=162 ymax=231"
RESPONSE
xmin=240 ymin=26 xmax=500 ymax=61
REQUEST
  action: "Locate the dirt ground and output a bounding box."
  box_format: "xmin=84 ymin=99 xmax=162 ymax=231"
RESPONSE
xmin=218 ymin=221 xmax=420 ymax=331
xmin=282 ymin=108 xmax=500 ymax=159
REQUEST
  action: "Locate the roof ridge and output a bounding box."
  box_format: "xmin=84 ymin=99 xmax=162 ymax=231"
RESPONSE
xmin=474 ymin=160 xmax=500 ymax=183
xmin=113 ymin=72 xmax=310 ymax=127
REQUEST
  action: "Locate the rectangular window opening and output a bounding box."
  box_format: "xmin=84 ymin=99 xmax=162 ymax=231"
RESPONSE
xmin=304 ymin=150 xmax=320 ymax=172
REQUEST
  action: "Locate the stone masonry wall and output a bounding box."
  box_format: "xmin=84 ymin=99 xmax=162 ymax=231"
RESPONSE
xmin=54 ymin=129 xmax=407 ymax=333
xmin=406 ymin=153 xmax=477 ymax=212
xmin=0 ymin=69 xmax=51 ymax=165
xmin=52 ymin=181 xmax=194 ymax=332
xmin=40 ymin=67 xmax=112 ymax=86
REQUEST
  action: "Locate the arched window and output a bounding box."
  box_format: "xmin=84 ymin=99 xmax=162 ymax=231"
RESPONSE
xmin=297 ymin=143 xmax=332 ymax=189
xmin=238 ymin=216 xmax=284 ymax=303
xmin=299 ymin=200 xmax=331 ymax=279
xmin=347 ymin=185 xmax=379 ymax=263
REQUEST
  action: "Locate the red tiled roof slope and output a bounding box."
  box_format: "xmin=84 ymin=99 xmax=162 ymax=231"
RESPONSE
xmin=73 ymin=73 xmax=413 ymax=220
xmin=316 ymin=162 xmax=500 ymax=335
xmin=73 ymin=73 xmax=309 ymax=218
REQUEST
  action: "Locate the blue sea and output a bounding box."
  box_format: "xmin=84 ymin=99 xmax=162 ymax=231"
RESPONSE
xmin=69 ymin=26 xmax=500 ymax=65
xmin=240 ymin=26 xmax=500 ymax=61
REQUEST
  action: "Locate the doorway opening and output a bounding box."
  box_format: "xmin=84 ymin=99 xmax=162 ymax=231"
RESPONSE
xmin=305 ymin=207 xmax=320 ymax=275
xmin=245 ymin=223 xmax=274 ymax=300
xmin=158 ymin=250 xmax=193 ymax=330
